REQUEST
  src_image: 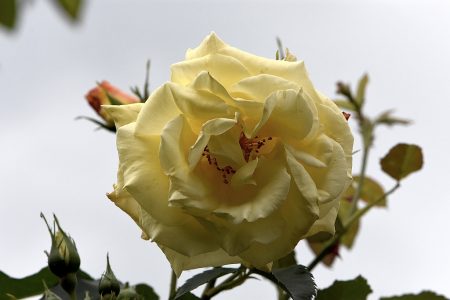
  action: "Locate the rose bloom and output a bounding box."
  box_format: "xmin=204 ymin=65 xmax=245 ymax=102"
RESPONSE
xmin=105 ymin=33 xmax=353 ymax=275
xmin=85 ymin=81 xmax=139 ymax=127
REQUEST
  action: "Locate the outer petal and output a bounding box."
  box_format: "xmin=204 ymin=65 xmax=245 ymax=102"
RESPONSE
xmin=171 ymin=54 xmax=251 ymax=89
xmin=159 ymin=245 xmax=242 ymax=277
xmin=103 ymin=103 xmax=143 ymax=129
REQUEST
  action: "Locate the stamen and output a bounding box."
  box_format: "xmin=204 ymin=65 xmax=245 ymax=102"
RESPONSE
xmin=239 ymin=132 xmax=273 ymax=162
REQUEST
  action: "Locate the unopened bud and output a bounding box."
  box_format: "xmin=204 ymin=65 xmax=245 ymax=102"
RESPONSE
xmin=41 ymin=213 xmax=80 ymax=278
xmin=117 ymin=286 xmax=141 ymax=300
xmin=85 ymin=81 xmax=139 ymax=127
xmin=99 ymin=254 xmax=121 ymax=298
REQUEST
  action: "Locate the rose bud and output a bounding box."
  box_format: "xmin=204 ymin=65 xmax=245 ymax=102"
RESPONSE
xmin=85 ymin=81 xmax=139 ymax=127
xmin=41 ymin=213 xmax=80 ymax=278
xmin=98 ymin=254 xmax=121 ymax=298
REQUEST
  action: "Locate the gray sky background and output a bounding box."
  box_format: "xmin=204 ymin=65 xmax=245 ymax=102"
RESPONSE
xmin=1 ymin=0 xmax=449 ymax=299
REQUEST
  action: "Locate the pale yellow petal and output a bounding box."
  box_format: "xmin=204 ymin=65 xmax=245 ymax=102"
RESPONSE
xmin=103 ymin=103 xmax=143 ymax=128
xmin=185 ymin=32 xmax=228 ymax=59
xmin=229 ymin=74 xmax=300 ymax=101
xmin=171 ymin=54 xmax=251 ymax=89
xmin=253 ymin=89 xmax=319 ymax=143
xmin=160 ymin=245 xmax=242 ymax=277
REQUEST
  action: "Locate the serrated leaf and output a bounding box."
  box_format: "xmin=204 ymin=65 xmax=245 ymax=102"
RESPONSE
xmin=55 ymin=0 xmax=83 ymax=21
xmin=333 ymin=99 xmax=356 ymax=111
xmin=345 ymin=176 xmax=387 ymax=207
xmin=380 ymin=291 xmax=448 ymax=300
xmin=316 ymin=275 xmax=372 ymax=300
xmin=0 ymin=0 xmax=16 ymax=29
xmin=134 ymin=283 xmax=159 ymax=300
xmin=375 ymin=110 xmax=411 ymax=127
xmin=355 ymin=74 xmax=369 ymax=107
xmin=380 ymin=144 xmax=423 ymax=181
xmin=272 ymin=265 xmax=317 ymax=300
xmin=174 ymin=267 xmax=238 ymax=299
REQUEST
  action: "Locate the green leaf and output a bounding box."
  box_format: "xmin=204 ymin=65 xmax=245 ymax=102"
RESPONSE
xmin=317 ymin=275 xmax=372 ymax=300
xmin=0 ymin=267 xmax=93 ymax=300
xmin=55 ymin=0 xmax=83 ymax=21
xmin=375 ymin=110 xmax=411 ymax=127
xmin=338 ymin=200 xmax=360 ymax=249
xmin=0 ymin=0 xmax=16 ymax=30
xmin=49 ymin=278 xmax=98 ymax=300
xmin=355 ymin=74 xmax=369 ymax=107
xmin=134 ymin=283 xmax=159 ymax=300
xmin=175 ymin=267 xmax=239 ymax=299
xmin=345 ymin=176 xmax=387 ymax=207
xmin=333 ymin=99 xmax=356 ymax=111
xmin=272 ymin=265 xmax=317 ymax=300
xmin=380 ymin=144 xmax=423 ymax=181
xmin=380 ymin=291 xmax=448 ymax=300
xmin=177 ymin=292 xmax=201 ymax=300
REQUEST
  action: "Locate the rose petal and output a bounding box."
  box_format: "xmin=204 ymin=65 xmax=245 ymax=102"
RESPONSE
xmin=229 ymin=74 xmax=300 ymax=101
xmin=171 ymin=54 xmax=251 ymax=89
xmin=252 ymin=89 xmax=319 ymax=143
xmin=103 ymin=103 xmax=143 ymax=128
xmin=159 ymin=245 xmax=242 ymax=277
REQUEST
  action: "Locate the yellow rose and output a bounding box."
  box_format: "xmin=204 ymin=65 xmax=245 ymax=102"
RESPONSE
xmin=105 ymin=33 xmax=353 ymax=276
xmin=85 ymin=81 xmax=139 ymax=127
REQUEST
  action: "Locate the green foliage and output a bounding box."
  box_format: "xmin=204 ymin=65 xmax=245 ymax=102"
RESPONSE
xmin=380 ymin=144 xmax=423 ymax=181
xmin=0 ymin=0 xmax=16 ymax=30
xmin=0 ymin=267 xmax=93 ymax=300
xmin=355 ymin=74 xmax=369 ymax=107
xmin=55 ymin=0 xmax=83 ymax=21
xmin=131 ymin=60 xmax=152 ymax=102
xmin=347 ymin=176 xmax=387 ymax=207
xmin=316 ymin=276 xmax=372 ymax=300
xmin=338 ymin=200 xmax=360 ymax=249
xmin=375 ymin=110 xmax=411 ymax=127
xmin=272 ymin=265 xmax=317 ymax=300
xmin=134 ymin=284 xmax=159 ymax=300
xmin=380 ymin=291 xmax=448 ymax=300
xmin=175 ymin=267 xmax=238 ymax=299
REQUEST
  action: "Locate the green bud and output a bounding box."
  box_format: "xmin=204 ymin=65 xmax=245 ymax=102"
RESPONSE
xmin=41 ymin=213 xmax=81 ymax=278
xmin=117 ymin=286 xmax=141 ymax=300
xmin=99 ymin=254 xmax=121 ymax=297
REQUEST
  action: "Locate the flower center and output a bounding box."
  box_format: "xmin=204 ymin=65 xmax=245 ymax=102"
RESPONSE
xmin=239 ymin=132 xmax=272 ymax=162
xmin=202 ymin=145 xmax=236 ymax=184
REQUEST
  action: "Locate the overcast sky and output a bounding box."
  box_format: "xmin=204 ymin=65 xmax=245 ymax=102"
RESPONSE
xmin=1 ymin=0 xmax=450 ymax=299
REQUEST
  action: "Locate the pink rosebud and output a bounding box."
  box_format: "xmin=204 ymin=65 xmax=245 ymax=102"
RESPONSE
xmin=85 ymin=81 xmax=139 ymax=126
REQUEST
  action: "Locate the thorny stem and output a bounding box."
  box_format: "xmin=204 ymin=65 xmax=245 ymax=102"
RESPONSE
xmin=307 ymin=182 xmax=400 ymax=271
xmin=169 ymin=270 xmax=177 ymax=300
